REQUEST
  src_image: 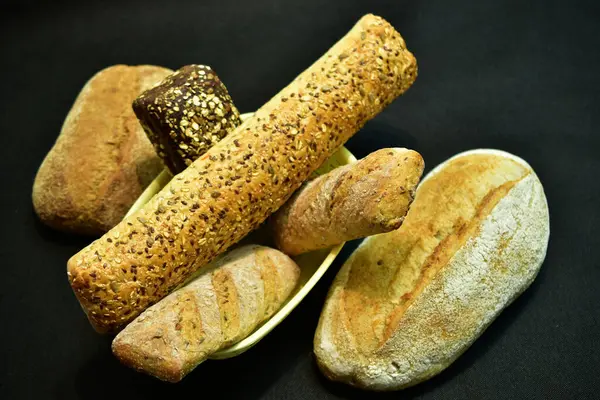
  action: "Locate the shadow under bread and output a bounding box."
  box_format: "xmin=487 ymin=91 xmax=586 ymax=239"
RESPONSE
xmin=32 ymin=209 xmax=94 ymax=250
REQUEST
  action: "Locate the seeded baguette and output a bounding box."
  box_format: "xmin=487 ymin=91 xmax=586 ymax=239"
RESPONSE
xmin=272 ymin=148 xmax=424 ymax=255
xmin=112 ymin=245 xmax=299 ymax=382
xmin=314 ymin=149 xmax=550 ymax=390
xmin=67 ymin=13 xmax=418 ymax=333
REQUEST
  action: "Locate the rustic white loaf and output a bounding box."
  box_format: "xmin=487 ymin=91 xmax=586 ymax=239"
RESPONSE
xmin=314 ymin=149 xmax=550 ymax=390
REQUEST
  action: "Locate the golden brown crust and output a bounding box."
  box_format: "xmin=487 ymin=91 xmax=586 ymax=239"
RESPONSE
xmin=314 ymin=150 xmax=551 ymax=390
xmin=272 ymin=148 xmax=424 ymax=255
xmin=68 ymin=14 xmax=418 ymax=333
xmin=337 ymin=154 xmax=529 ymax=354
xmin=32 ymin=65 xmax=171 ymax=235
xmin=112 ymin=245 xmax=300 ymax=382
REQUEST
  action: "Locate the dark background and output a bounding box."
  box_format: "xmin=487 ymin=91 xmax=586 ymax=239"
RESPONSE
xmin=1 ymin=0 xmax=599 ymax=398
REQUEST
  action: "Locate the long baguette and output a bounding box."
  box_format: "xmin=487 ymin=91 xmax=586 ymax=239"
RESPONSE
xmin=272 ymin=148 xmax=424 ymax=255
xmin=67 ymin=13 xmax=418 ymax=333
xmin=112 ymin=245 xmax=299 ymax=382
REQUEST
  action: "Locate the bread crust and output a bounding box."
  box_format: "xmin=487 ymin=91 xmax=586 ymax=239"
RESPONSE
xmin=272 ymin=148 xmax=424 ymax=255
xmin=112 ymin=245 xmax=299 ymax=382
xmin=67 ymin=14 xmax=418 ymax=333
xmin=32 ymin=65 xmax=171 ymax=235
xmin=314 ymin=149 xmax=550 ymax=390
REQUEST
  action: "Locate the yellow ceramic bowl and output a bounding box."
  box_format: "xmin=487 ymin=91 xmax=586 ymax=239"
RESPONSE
xmin=125 ymin=113 xmax=356 ymax=359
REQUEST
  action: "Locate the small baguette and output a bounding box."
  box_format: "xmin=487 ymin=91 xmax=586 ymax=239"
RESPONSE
xmin=112 ymin=245 xmax=299 ymax=382
xmin=272 ymin=148 xmax=424 ymax=255
xmin=67 ymin=14 xmax=418 ymax=333
xmin=314 ymin=149 xmax=550 ymax=390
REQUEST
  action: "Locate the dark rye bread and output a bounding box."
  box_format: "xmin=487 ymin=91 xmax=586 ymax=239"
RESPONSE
xmin=67 ymin=14 xmax=418 ymax=333
xmin=133 ymin=65 xmax=242 ymax=174
xmin=33 ymin=65 xmax=172 ymax=235
xmin=272 ymin=148 xmax=424 ymax=255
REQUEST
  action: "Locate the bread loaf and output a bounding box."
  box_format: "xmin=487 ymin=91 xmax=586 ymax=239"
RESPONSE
xmin=112 ymin=245 xmax=299 ymax=382
xmin=272 ymin=148 xmax=424 ymax=255
xmin=67 ymin=13 xmax=418 ymax=333
xmin=314 ymin=149 xmax=550 ymax=390
xmin=33 ymin=65 xmax=172 ymax=235
xmin=133 ymin=65 xmax=242 ymax=174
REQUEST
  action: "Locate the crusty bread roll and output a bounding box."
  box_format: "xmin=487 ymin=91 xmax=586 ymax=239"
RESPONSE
xmin=33 ymin=65 xmax=172 ymax=235
xmin=67 ymin=14 xmax=418 ymax=333
xmin=272 ymin=148 xmax=424 ymax=255
xmin=112 ymin=245 xmax=299 ymax=382
xmin=314 ymin=149 xmax=550 ymax=390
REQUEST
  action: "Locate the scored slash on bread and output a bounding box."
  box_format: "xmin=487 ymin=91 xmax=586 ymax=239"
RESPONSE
xmin=67 ymin=13 xmax=418 ymax=333
xmin=314 ymin=149 xmax=550 ymax=390
xmin=272 ymin=148 xmax=424 ymax=255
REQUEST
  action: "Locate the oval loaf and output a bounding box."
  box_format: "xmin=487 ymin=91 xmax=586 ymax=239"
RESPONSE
xmin=33 ymin=65 xmax=172 ymax=235
xmin=314 ymin=149 xmax=550 ymax=390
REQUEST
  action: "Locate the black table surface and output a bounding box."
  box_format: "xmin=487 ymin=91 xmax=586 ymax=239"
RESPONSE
xmin=1 ymin=0 xmax=599 ymax=399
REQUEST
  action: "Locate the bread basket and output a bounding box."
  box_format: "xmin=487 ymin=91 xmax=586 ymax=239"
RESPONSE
xmin=125 ymin=112 xmax=357 ymax=358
